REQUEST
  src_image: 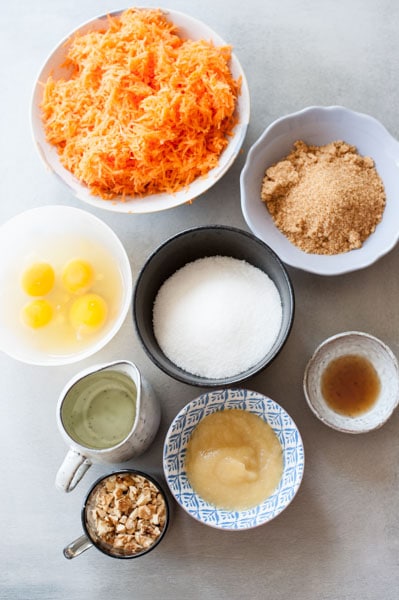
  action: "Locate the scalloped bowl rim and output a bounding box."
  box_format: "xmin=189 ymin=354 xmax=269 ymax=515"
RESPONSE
xmin=240 ymin=105 xmax=399 ymax=275
xmin=31 ymin=7 xmax=250 ymax=214
xmin=163 ymin=388 xmax=305 ymax=530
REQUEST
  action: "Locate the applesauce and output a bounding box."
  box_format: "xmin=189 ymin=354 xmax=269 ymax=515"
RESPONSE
xmin=185 ymin=409 xmax=283 ymax=510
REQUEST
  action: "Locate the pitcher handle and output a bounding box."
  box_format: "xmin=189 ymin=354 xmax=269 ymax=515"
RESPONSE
xmin=55 ymin=448 xmax=92 ymax=492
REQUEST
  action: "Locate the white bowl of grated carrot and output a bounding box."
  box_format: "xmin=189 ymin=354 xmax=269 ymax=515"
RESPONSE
xmin=31 ymin=7 xmax=250 ymax=214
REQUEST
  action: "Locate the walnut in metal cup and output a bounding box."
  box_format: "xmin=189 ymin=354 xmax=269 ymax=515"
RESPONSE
xmin=63 ymin=470 xmax=169 ymax=559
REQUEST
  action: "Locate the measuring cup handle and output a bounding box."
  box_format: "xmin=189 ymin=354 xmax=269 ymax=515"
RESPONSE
xmin=63 ymin=534 xmax=93 ymax=559
xmin=55 ymin=448 xmax=92 ymax=492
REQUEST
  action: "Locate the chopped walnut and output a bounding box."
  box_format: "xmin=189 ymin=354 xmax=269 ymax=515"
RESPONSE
xmin=86 ymin=473 xmax=167 ymax=556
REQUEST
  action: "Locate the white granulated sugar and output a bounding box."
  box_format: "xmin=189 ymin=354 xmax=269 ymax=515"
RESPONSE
xmin=153 ymin=256 xmax=283 ymax=379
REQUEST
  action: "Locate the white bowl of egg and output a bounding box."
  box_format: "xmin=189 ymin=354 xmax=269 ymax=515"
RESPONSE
xmin=0 ymin=205 xmax=132 ymax=365
xmin=163 ymin=388 xmax=305 ymax=530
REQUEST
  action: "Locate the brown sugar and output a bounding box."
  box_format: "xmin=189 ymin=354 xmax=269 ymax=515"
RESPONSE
xmin=261 ymin=140 xmax=386 ymax=255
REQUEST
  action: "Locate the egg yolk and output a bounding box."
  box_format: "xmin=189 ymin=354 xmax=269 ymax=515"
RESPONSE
xmin=62 ymin=259 xmax=94 ymax=294
xmin=21 ymin=299 xmax=53 ymax=329
xmin=69 ymin=293 xmax=108 ymax=334
xmin=21 ymin=263 xmax=55 ymax=296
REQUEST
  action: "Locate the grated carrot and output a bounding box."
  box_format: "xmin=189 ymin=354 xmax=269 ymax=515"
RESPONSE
xmin=40 ymin=8 xmax=241 ymax=200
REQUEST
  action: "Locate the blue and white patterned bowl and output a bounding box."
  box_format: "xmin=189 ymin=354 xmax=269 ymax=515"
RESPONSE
xmin=163 ymin=388 xmax=305 ymax=530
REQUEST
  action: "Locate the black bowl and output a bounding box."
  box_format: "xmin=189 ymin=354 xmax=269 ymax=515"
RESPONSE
xmin=133 ymin=225 xmax=295 ymax=387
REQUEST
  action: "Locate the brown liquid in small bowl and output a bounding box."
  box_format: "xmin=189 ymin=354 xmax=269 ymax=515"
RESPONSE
xmin=321 ymin=354 xmax=380 ymax=417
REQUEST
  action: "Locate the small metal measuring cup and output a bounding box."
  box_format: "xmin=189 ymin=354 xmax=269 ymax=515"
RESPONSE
xmin=64 ymin=469 xmax=170 ymax=559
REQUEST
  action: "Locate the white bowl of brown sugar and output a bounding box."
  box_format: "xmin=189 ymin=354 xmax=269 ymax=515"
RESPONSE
xmin=240 ymin=106 xmax=399 ymax=275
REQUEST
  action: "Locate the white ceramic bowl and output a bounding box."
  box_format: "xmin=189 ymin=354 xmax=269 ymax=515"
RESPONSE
xmin=240 ymin=106 xmax=399 ymax=275
xmin=31 ymin=8 xmax=250 ymax=214
xmin=0 ymin=205 xmax=132 ymax=365
xmin=163 ymin=388 xmax=304 ymax=530
xmin=303 ymin=331 xmax=399 ymax=433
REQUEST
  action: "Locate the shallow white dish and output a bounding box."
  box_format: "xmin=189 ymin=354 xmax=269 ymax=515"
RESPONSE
xmin=31 ymin=8 xmax=250 ymax=214
xmin=0 ymin=205 xmax=132 ymax=366
xmin=303 ymin=331 xmax=399 ymax=433
xmin=163 ymin=388 xmax=304 ymax=530
xmin=240 ymin=106 xmax=399 ymax=275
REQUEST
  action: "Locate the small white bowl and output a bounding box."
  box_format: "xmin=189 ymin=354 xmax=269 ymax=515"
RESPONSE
xmin=31 ymin=8 xmax=250 ymax=214
xmin=240 ymin=106 xmax=399 ymax=275
xmin=163 ymin=388 xmax=304 ymax=530
xmin=304 ymin=331 xmax=399 ymax=433
xmin=0 ymin=205 xmax=132 ymax=366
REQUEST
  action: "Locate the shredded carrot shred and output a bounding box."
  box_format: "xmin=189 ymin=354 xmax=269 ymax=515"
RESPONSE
xmin=40 ymin=8 xmax=241 ymax=200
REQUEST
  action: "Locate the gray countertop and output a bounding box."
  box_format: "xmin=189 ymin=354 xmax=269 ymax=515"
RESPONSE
xmin=2 ymin=1 xmax=399 ymax=598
